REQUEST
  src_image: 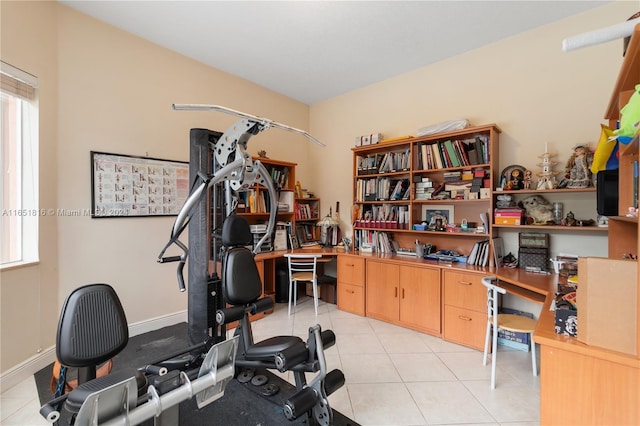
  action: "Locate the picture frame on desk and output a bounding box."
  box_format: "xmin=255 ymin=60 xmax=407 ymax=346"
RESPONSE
xmin=289 ymin=234 xmax=300 ymax=249
xmin=423 ymin=205 xmax=454 ymax=230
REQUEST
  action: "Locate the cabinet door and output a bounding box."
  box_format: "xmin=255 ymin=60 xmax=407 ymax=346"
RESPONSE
xmin=366 ymin=261 xmax=399 ymax=322
xmin=399 ymin=265 xmax=441 ymax=334
xmin=337 ymin=283 xmax=365 ymax=316
xmin=338 ymin=255 xmax=365 ymax=286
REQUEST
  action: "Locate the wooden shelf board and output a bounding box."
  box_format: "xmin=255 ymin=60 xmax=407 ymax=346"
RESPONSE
xmin=493 ymin=224 xmax=608 ymax=232
xmin=496 ymin=187 xmax=596 ymax=195
xmin=605 ymin=23 xmax=640 ymax=120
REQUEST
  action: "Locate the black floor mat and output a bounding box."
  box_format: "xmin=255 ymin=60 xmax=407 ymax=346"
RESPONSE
xmin=35 ymin=323 xmax=358 ymax=425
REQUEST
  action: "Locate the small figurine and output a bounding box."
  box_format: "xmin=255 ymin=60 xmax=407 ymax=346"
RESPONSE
xmin=561 ymin=144 xmax=593 ymax=188
xmin=562 ymin=211 xmax=577 ymax=226
xmin=523 ymin=169 xmax=533 ymax=189
xmin=257 ymin=150 xmax=268 ymax=158
xmin=537 ymin=143 xmax=559 ymax=190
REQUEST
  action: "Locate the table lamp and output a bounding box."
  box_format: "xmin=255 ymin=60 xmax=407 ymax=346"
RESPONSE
xmin=317 ymin=214 xmax=339 ymax=246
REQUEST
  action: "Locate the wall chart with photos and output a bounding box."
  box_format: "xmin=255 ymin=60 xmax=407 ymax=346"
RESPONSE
xmin=91 ymin=151 xmax=189 ymax=217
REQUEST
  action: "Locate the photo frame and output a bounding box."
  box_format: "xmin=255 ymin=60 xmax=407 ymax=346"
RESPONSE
xmin=91 ymin=151 xmax=189 ymax=218
xmin=289 ymin=234 xmax=300 ymax=249
xmin=422 ymin=205 xmax=454 ymax=230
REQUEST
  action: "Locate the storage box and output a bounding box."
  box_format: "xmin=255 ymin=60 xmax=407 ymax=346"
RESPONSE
xmin=494 ymin=208 xmax=524 ymax=225
xmin=518 ymin=247 xmax=549 ymax=270
xmin=577 ymin=257 xmax=638 ymax=356
xmin=495 ymin=216 xmax=522 ymax=225
xmin=497 ymin=308 xmax=533 ymax=351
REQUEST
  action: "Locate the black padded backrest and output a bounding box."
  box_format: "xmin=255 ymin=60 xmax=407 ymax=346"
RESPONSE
xmin=56 ymin=284 xmax=128 ymax=368
xmin=222 ymin=215 xmax=253 ymax=247
xmin=221 ymin=215 xmax=262 ymax=304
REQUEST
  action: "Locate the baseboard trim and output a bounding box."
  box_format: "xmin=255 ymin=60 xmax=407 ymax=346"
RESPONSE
xmin=0 ymin=310 xmax=187 ymax=392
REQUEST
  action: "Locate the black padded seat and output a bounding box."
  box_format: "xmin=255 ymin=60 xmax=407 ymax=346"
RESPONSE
xmin=244 ymin=336 xmax=304 ymax=361
xmin=64 ymin=369 xmax=147 ymax=413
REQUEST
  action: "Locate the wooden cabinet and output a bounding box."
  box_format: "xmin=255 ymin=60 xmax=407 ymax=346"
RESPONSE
xmin=536 ymin=23 xmax=640 ymax=425
xmin=366 ymin=259 xmax=441 ymax=335
xmin=351 ymin=124 xmax=500 ymax=256
xmin=337 ymin=254 xmax=365 ymax=316
xmin=442 ymin=270 xmax=487 ymax=350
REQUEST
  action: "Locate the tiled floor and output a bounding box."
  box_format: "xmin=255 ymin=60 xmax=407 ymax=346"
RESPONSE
xmin=1 ymin=297 xmax=540 ymax=425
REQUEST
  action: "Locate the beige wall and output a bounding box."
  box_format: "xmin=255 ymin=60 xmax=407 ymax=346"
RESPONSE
xmin=1 ymin=1 xmax=310 ymax=375
xmin=309 ymin=1 xmax=636 ymax=257
xmin=1 ymin=0 xmax=636 ymax=375
xmin=0 ymin=0 xmax=60 ymax=375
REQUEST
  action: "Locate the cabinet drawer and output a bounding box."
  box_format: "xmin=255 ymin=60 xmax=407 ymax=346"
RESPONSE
xmin=443 ymin=305 xmax=487 ymax=350
xmin=337 ymin=282 xmax=365 ymax=316
xmin=443 ymin=270 xmax=486 ymax=312
xmin=337 ymin=255 xmax=365 ymax=287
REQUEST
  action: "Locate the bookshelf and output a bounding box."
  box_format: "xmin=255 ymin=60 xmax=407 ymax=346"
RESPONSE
xmin=236 ymin=158 xmax=297 ymax=249
xmin=352 ymin=124 xmax=501 ymax=257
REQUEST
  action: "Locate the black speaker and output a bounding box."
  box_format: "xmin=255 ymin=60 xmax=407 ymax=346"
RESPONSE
xmin=597 ymin=169 xmax=619 ymax=216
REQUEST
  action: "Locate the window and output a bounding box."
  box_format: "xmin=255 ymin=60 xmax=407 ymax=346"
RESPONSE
xmin=1 ymin=61 xmax=38 ymax=267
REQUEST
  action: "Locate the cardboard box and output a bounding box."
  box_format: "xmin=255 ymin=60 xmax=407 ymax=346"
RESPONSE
xmin=577 ymin=257 xmax=638 ymax=356
xmin=494 ymin=216 xmax=522 ymax=225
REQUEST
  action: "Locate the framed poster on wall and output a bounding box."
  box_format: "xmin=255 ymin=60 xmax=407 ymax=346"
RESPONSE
xmin=90 ymin=151 xmax=189 ymax=218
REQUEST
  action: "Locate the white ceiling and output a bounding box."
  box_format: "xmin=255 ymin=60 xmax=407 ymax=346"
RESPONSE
xmin=59 ymin=1 xmax=610 ymax=105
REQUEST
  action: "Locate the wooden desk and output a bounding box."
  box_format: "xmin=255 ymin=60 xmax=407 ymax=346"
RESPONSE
xmin=255 ymin=247 xmax=340 ymax=301
xmin=494 ymin=267 xmax=640 ymax=425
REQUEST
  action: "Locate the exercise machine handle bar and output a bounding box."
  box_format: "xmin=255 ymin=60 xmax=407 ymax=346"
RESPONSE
xmin=158 ymin=105 xmax=324 ymax=292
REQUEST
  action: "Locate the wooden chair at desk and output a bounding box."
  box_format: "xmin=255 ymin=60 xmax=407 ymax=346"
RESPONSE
xmin=284 ymin=253 xmax=322 ymax=316
xmin=481 ymin=276 xmax=538 ymax=389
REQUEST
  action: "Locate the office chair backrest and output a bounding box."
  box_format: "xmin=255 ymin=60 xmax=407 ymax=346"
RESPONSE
xmin=56 ymin=284 xmax=129 ymax=383
xmin=221 ymin=215 xmax=262 ymax=304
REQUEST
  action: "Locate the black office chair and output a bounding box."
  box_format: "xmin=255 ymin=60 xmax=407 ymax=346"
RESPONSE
xmin=45 ymin=283 xmax=147 ymax=421
xmin=217 ymin=215 xmax=345 ymax=424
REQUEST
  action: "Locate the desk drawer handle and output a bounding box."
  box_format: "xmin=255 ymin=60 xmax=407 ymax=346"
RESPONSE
xmin=458 ymin=281 xmax=472 ymax=286
xmin=458 ymin=315 xmax=472 ymax=321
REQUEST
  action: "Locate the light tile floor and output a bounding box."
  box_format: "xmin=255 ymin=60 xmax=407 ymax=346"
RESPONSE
xmin=1 ymin=297 xmax=540 ymax=425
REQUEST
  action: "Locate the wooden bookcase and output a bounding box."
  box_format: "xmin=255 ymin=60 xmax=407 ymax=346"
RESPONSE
xmin=351 ymin=124 xmax=501 ymax=256
xmin=237 ymin=157 xmax=296 ymax=220
xmin=538 ymin=23 xmax=640 ymax=426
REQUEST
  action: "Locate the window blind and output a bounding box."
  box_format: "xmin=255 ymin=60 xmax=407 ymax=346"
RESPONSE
xmin=0 ymin=61 xmax=37 ymax=100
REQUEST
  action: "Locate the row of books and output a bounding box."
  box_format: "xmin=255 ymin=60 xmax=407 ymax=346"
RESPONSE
xmin=295 ymin=224 xmax=319 ymax=244
xmin=267 ymin=166 xmax=289 ymax=189
xmin=294 ymin=201 xmax=318 ymax=220
xmin=467 ymin=239 xmax=491 ymax=266
xmin=354 ymin=230 xmax=396 ymax=254
xmin=467 ymin=237 xmax=502 ymax=267
xmin=355 ymin=178 xmax=410 ymax=201
xmin=238 ymin=189 xmax=271 ymax=213
xmin=356 ymin=150 xmax=411 ymax=175
xmin=357 ymin=204 xmax=410 ymax=224
xmin=417 ymin=136 xmax=489 ymax=170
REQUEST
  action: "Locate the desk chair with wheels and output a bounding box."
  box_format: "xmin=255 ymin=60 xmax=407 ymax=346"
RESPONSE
xmin=481 ymin=276 xmax=538 ymax=389
xmin=284 ymin=253 xmax=322 ymax=316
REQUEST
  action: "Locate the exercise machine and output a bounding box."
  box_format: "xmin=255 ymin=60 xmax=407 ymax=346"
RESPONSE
xmin=41 ymin=105 xmax=343 ymax=425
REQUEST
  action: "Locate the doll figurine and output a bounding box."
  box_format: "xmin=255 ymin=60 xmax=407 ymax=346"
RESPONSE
xmin=563 ymin=144 xmax=593 ymax=188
